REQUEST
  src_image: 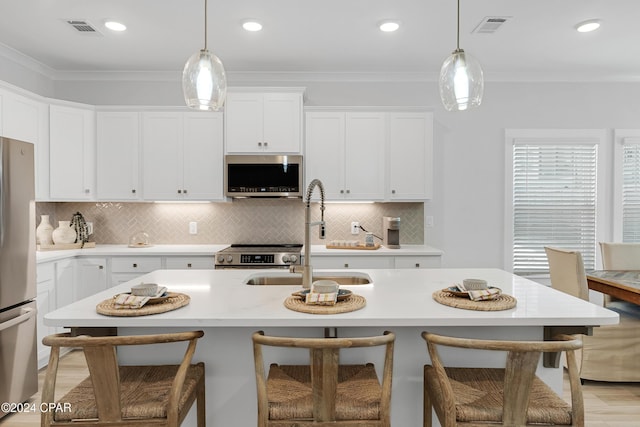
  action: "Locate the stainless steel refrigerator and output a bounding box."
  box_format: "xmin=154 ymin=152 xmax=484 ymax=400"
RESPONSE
xmin=0 ymin=138 xmax=37 ymax=419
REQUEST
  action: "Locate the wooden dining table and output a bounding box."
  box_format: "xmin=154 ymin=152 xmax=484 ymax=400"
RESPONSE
xmin=586 ymin=270 xmax=640 ymax=305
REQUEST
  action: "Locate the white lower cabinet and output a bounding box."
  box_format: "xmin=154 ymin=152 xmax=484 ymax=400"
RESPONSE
xmin=393 ymin=256 xmax=441 ymax=269
xmin=75 ymin=257 xmax=108 ymax=300
xmin=110 ymin=256 xmax=162 ymax=287
xmin=165 ymin=256 xmax=214 ymax=270
xmin=310 ymin=256 xmax=395 ymax=270
xmin=36 ymin=262 xmax=56 ymax=368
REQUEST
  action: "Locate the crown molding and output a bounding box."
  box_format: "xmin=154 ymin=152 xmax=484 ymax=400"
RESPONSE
xmin=0 ymin=42 xmax=56 ymax=79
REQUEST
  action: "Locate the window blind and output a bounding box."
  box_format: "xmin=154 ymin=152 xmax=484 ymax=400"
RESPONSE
xmin=623 ymin=140 xmax=640 ymax=242
xmin=512 ymin=143 xmax=598 ymax=275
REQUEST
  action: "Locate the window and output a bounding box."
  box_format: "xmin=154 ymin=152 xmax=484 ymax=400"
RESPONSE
xmin=505 ymin=130 xmax=606 ymax=276
xmin=614 ymin=130 xmax=640 ymax=242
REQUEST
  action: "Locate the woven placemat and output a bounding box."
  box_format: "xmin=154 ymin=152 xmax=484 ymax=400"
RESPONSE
xmin=96 ymin=293 xmax=190 ymax=317
xmin=432 ymin=290 xmax=517 ymax=311
xmin=283 ymin=294 xmax=366 ymax=314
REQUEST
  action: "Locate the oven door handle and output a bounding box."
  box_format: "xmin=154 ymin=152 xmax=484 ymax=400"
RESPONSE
xmin=0 ymin=307 xmax=36 ymax=332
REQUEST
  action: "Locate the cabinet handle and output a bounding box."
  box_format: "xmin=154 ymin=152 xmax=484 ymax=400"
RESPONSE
xmin=132 ymin=189 xmax=136 ymax=194
xmin=183 ymin=189 xmax=188 ymax=194
xmin=133 ymin=263 xmax=138 ymax=268
xmin=258 ymin=142 xmax=262 ymax=147
xmin=187 ymin=263 xmax=192 ymax=268
xmin=99 ymin=265 xmax=104 ymax=269
xmin=344 ymin=263 xmax=349 ymax=268
xmin=392 ymin=189 xmax=396 ymax=194
xmin=85 ymin=189 xmax=90 ymax=194
xmin=264 ymin=142 xmax=268 ymax=147
xmin=415 ymin=263 xmax=420 ymax=268
xmin=340 ymin=190 xmax=344 ymax=194
xmin=346 ymin=189 xmax=350 ymax=194
xmin=178 ymin=189 xmax=182 ymax=194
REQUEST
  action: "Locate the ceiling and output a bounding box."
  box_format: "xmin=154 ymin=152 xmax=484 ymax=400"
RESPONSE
xmin=1 ymin=0 xmax=639 ymax=82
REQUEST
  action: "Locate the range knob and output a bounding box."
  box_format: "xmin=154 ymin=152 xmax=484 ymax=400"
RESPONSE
xmin=282 ymin=255 xmax=290 ymax=263
xmin=226 ymin=255 xmax=234 ymax=263
xmin=217 ymin=254 xmax=225 ymax=263
xmin=289 ymin=254 xmax=298 ymax=263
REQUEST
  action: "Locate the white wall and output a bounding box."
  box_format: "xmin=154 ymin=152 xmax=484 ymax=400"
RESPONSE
xmin=48 ymin=77 xmax=640 ymax=268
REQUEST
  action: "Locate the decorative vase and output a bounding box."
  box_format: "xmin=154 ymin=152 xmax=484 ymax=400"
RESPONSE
xmin=36 ymin=215 xmax=54 ymax=245
xmin=52 ymin=220 xmax=77 ymax=245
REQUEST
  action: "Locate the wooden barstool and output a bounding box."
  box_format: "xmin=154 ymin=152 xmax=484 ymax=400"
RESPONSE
xmin=41 ymin=330 xmax=206 ymax=427
xmin=252 ymin=330 xmax=395 ymax=426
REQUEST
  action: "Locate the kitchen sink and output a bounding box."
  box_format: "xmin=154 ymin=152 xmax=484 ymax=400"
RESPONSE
xmin=243 ymin=271 xmax=372 ymax=286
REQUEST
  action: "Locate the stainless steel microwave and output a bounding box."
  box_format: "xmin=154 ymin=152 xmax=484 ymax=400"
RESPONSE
xmin=224 ymin=155 xmax=303 ymax=198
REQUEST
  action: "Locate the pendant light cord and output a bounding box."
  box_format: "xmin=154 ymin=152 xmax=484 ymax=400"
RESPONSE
xmin=204 ymin=0 xmax=208 ymax=50
xmin=456 ymin=0 xmax=460 ymax=50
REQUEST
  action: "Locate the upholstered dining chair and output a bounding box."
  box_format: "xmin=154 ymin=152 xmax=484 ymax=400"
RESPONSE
xmin=41 ymin=330 xmax=206 ymax=427
xmin=421 ymin=331 xmax=584 ymax=427
xmin=252 ymin=330 xmax=395 ymax=427
xmin=599 ymin=242 xmax=640 ymax=270
xmin=545 ymin=246 xmax=640 ymax=382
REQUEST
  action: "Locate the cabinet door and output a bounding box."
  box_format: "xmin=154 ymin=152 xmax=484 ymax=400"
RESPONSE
xmin=311 ymin=256 xmax=394 ymax=269
xmin=49 ymin=104 xmax=96 ymax=200
xmin=142 ymin=112 xmax=182 ymax=200
xmin=224 ymin=92 xmax=263 ymax=153
xmin=305 ymin=112 xmax=346 ymax=200
xmin=36 ymin=263 xmax=55 ymax=367
xmin=75 ymin=257 xmax=107 ymax=300
xmin=388 ymin=112 xmax=433 ymax=200
xmin=344 ymin=112 xmax=385 ymax=200
xmin=183 ymin=112 xmax=224 ymax=200
xmin=97 ymin=112 xmax=140 ymax=200
xmin=262 ymin=92 xmax=301 ymax=153
xmin=54 ymin=259 xmax=75 ymax=311
xmin=1 ymin=91 xmax=49 ymax=200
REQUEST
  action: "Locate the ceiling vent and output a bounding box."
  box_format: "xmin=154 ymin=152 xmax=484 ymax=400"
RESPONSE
xmin=64 ymin=19 xmax=103 ymax=35
xmin=472 ymin=16 xmax=511 ymax=34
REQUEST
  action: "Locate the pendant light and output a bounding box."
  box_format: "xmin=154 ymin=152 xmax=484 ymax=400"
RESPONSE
xmin=439 ymin=0 xmax=483 ymax=112
xmin=182 ymin=0 xmax=227 ymax=111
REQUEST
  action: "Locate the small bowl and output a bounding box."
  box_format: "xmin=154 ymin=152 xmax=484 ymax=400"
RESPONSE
xmin=311 ymin=280 xmax=339 ymax=294
xmin=131 ymin=282 xmax=158 ymax=297
xmin=463 ymin=279 xmax=488 ymax=290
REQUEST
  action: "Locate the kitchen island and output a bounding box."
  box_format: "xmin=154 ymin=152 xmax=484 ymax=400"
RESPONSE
xmin=45 ymin=268 xmax=617 ymax=427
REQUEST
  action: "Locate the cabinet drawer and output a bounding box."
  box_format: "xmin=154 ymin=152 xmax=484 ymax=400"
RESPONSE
xmin=37 ymin=262 xmax=55 ymax=283
xmin=165 ymin=257 xmax=214 ymax=270
xmin=394 ymin=256 xmax=441 ymax=269
xmin=111 ymin=257 xmax=162 ymax=273
xmin=312 ymin=256 xmax=394 ymax=270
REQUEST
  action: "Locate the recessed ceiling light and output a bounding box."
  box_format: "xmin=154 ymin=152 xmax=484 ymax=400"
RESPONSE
xmin=575 ymin=19 xmax=601 ymax=33
xmin=104 ymin=20 xmax=126 ymax=32
xmin=379 ymin=21 xmax=400 ymax=32
xmin=242 ymin=20 xmax=263 ymax=32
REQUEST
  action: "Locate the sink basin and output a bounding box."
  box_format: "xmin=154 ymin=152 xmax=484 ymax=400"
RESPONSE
xmin=243 ymin=271 xmax=372 ymax=286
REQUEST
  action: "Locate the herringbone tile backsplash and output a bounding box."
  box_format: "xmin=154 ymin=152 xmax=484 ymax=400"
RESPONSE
xmin=36 ymin=200 xmax=424 ymax=245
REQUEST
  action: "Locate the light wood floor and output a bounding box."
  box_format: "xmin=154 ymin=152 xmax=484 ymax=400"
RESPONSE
xmin=1 ymin=349 xmax=639 ymax=426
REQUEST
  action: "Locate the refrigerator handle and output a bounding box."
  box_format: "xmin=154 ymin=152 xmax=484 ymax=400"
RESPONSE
xmin=0 ymin=307 xmax=36 ymax=332
xmin=0 ymin=140 xmax=3 ymax=245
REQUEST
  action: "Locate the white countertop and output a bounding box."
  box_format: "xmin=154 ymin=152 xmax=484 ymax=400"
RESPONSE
xmin=36 ymin=243 xmax=443 ymax=262
xmin=45 ymin=268 xmax=617 ymax=329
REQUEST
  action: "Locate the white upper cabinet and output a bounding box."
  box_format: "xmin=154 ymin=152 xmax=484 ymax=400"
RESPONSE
xmin=225 ymin=89 xmax=303 ymax=154
xmin=142 ymin=111 xmax=223 ymax=201
xmin=305 ymin=111 xmax=386 ymax=201
xmin=305 ymin=109 xmax=433 ymax=202
xmin=387 ymin=112 xmax=433 ymax=200
xmin=96 ymin=112 xmax=141 ymax=200
xmin=49 ymin=103 xmax=96 ymax=200
xmin=0 ymin=88 xmax=49 ymax=200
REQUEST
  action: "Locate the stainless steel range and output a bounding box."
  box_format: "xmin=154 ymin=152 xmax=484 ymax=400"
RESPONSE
xmin=215 ymin=244 xmax=303 ymax=269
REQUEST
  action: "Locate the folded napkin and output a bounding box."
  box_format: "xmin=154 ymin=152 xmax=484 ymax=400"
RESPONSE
xmin=468 ymin=287 xmax=502 ymax=301
xmin=114 ymin=293 xmax=151 ymax=309
xmin=114 ymin=286 xmax=168 ymax=309
xmin=305 ymin=292 xmax=338 ymax=306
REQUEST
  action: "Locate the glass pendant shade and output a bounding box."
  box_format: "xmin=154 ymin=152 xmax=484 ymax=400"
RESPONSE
xmin=182 ymin=48 xmax=227 ymax=111
xmin=439 ymin=49 xmax=484 ymax=111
